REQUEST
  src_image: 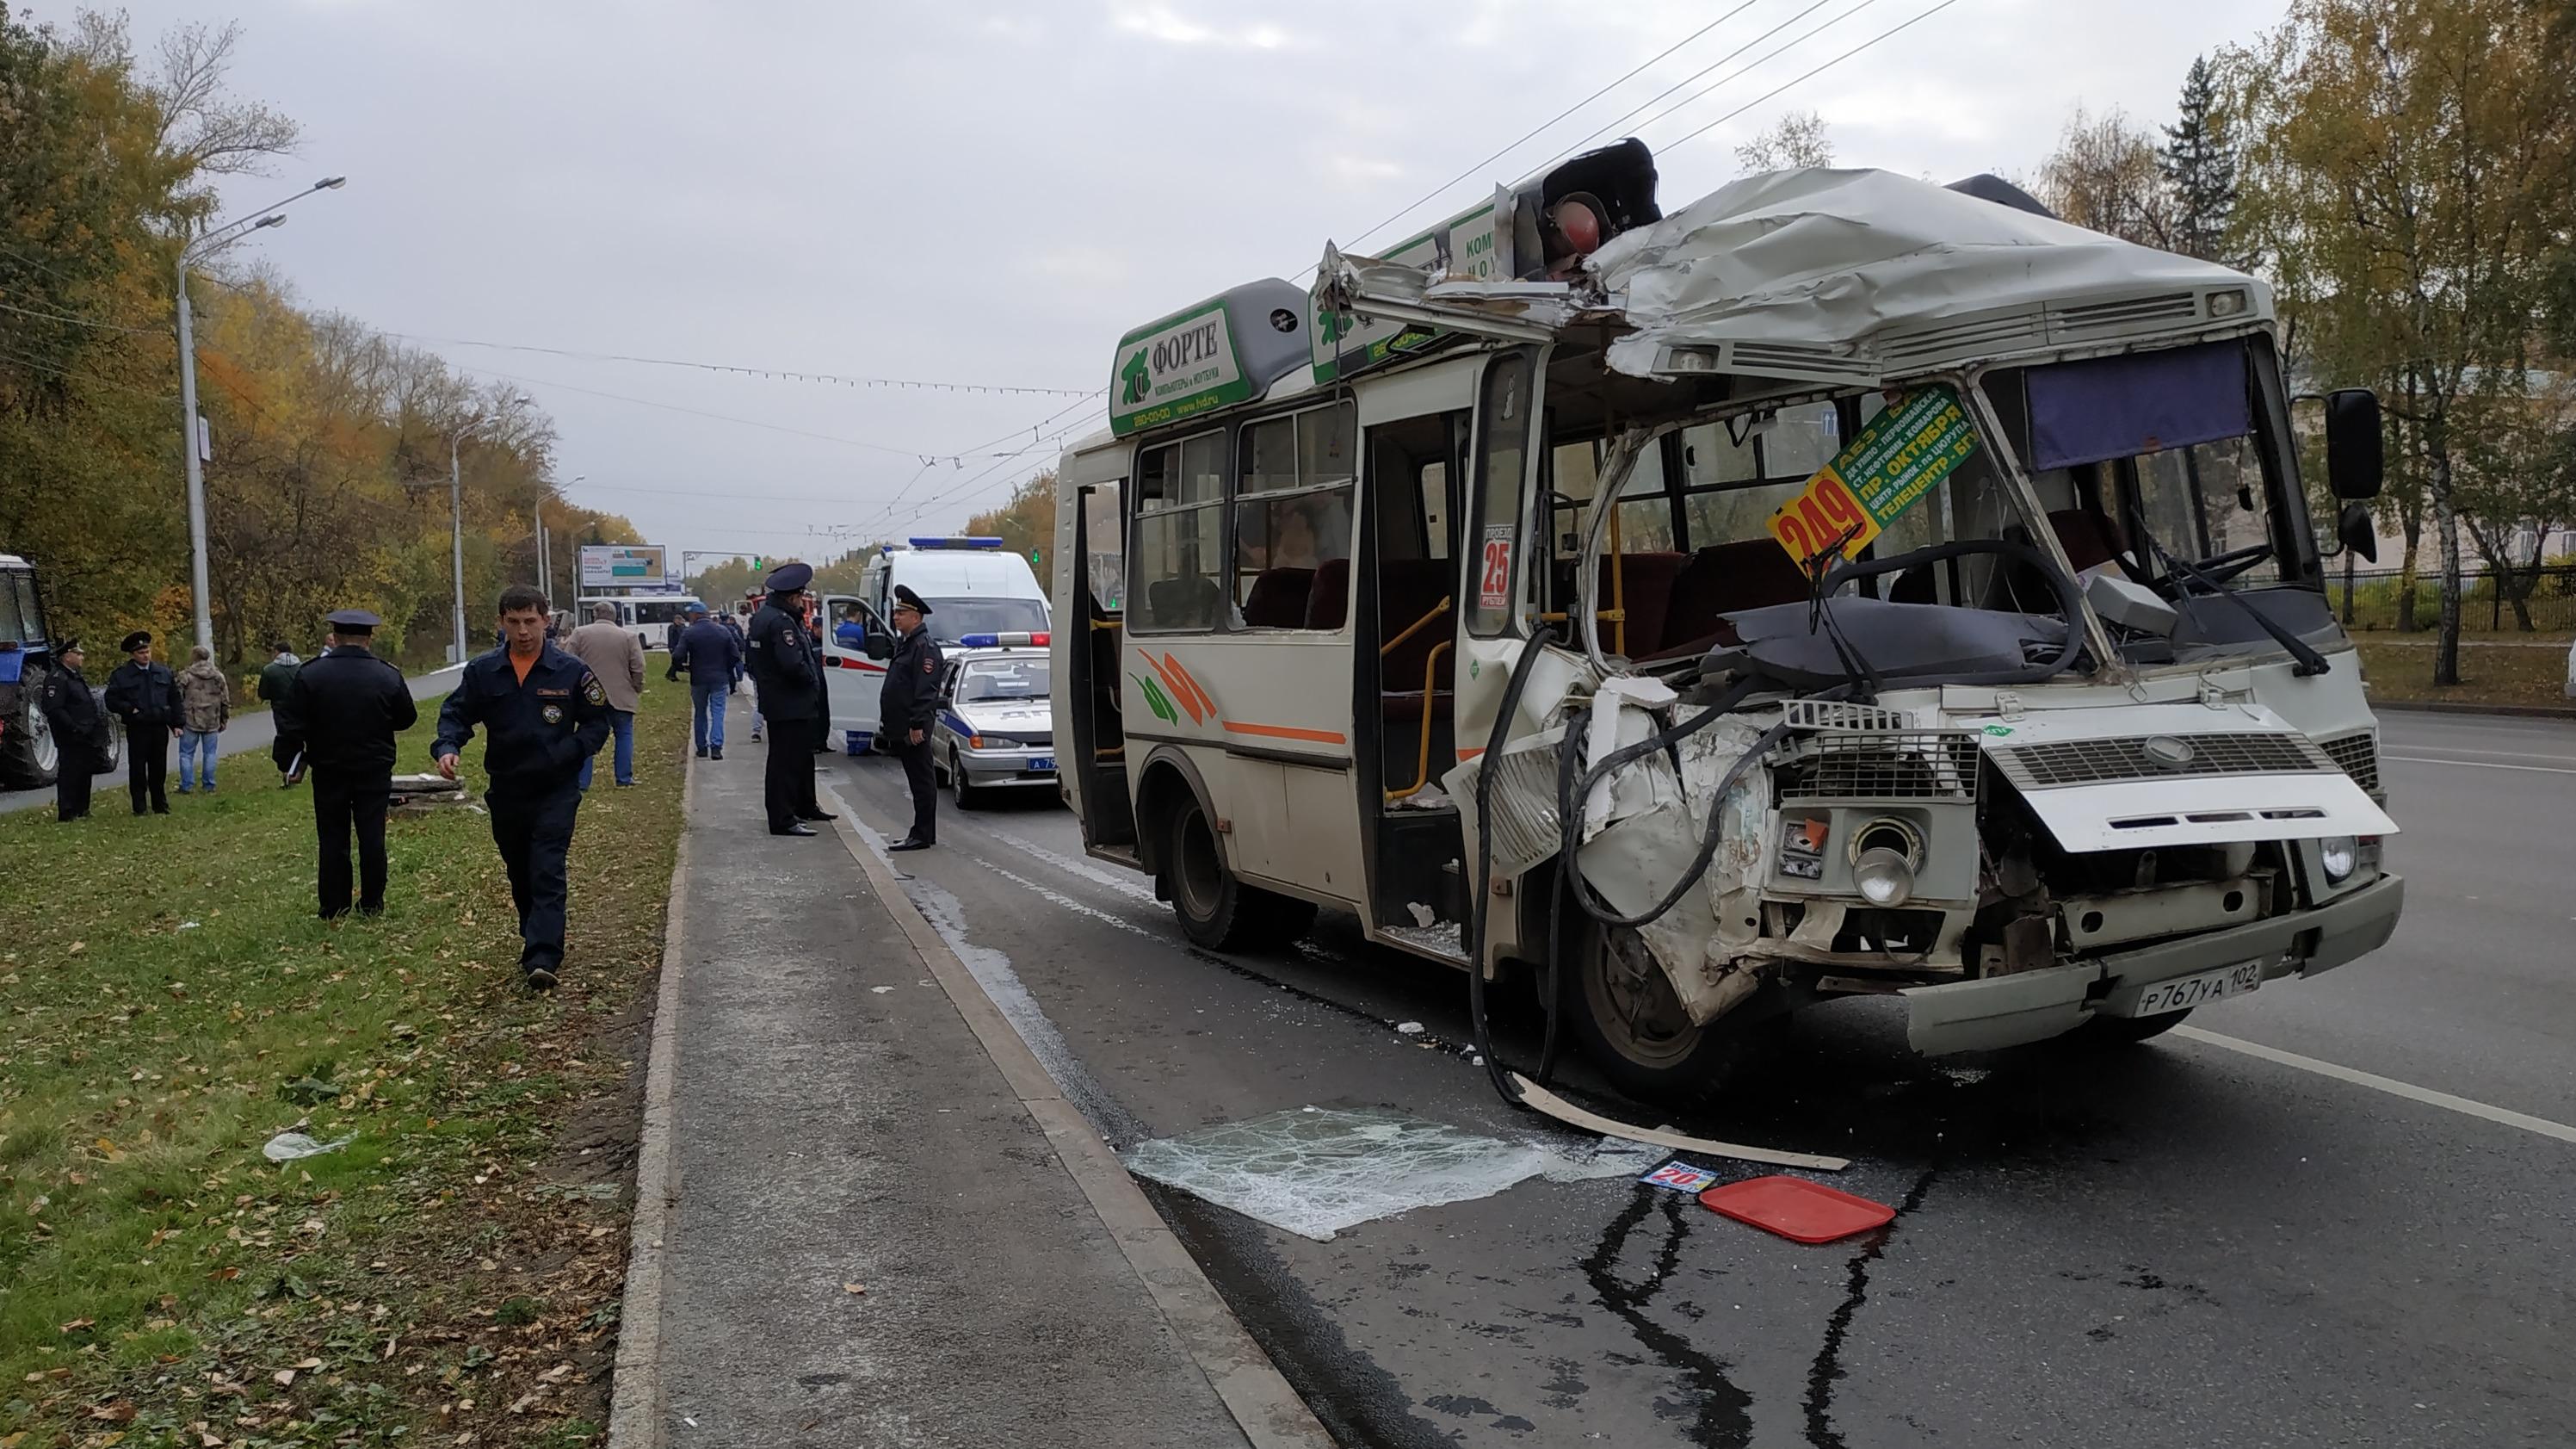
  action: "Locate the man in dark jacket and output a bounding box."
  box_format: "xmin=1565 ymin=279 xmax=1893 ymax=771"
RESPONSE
xmin=744 ymin=562 xmax=832 ymax=836
xmin=877 ymin=585 xmax=944 ymax=851
xmin=433 ymin=585 xmax=611 ymax=991
xmin=103 ymin=630 xmax=181 ymax=815
xmin=667 ymin=604 xmax=744 ymax=759
xmin=38 ymin=639 xmax=109 ymax=822
xmin=280 ymin=610 xmax=417 ymax=918
xmin=256 ymin=639 xmax=304 ymax=784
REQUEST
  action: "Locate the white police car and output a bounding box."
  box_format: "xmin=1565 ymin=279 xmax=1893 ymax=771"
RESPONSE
xmin=930 ymin=645 xmax=1057 ymax=807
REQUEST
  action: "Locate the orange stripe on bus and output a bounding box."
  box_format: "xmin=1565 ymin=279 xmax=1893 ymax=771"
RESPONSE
xmin=1143 ymin=653 xmax=1203 ymax=724
xmin=1165 ymin=653 xmax=1218 ymax=720
xmin=1222 ymin=721 xmax=1348 ymax=746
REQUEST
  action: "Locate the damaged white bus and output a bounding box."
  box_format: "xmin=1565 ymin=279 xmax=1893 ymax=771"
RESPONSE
xmin=1050 ymin=141 xmax=2401 ymax=1104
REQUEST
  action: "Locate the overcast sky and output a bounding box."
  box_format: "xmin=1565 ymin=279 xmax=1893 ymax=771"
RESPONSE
xmin=86 ymin=0 xmax=2284 ymax=568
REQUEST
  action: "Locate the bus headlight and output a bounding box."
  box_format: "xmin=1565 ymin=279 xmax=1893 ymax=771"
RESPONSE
xmin=2319 ymin=835 xmax=2358 ymax=883
xmin=1849 ymin=817 xmax=1924 ymax=907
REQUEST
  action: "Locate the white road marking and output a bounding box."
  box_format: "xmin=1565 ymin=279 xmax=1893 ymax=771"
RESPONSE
xmin=2174 ymin=1026 xmax=2576 ymax=1145
xmin=2382 ymin=754 xmax=2576 ymax=775
xmin=974 ymin=858 xmax=1158 ymax=938
xmin=988 ymin=829 xmax=1163 ymax=903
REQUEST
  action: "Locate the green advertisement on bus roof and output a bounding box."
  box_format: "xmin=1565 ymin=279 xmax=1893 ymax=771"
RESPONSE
xmin=1109 ymin=298 xmax=1251 ymax=437
xmin=1311 ymin=199 xmax=1501 ymax=385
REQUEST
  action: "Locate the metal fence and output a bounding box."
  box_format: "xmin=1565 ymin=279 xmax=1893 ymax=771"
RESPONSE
xmin=2326 ymin=563 xmax=2576 ymax=635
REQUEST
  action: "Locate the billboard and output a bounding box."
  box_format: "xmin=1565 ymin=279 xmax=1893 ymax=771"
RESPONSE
xmin=578 ymin=544 xmax=669 ymax=589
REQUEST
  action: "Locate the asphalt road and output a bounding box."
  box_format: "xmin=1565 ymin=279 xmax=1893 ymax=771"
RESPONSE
xmin=0 ymin=662 xmax=465 ymax=816
xmin=812 ymin=710 xmax=2574 ymax=1449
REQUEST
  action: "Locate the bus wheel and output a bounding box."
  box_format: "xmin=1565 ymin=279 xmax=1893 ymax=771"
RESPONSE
xmin=1566 ymin=917 xmax=1745 ymax=1105
xmin=1165 ymin=793 xmax=1301 ymax=951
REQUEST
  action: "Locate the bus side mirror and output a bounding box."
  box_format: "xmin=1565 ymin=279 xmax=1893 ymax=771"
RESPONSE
xmin=2325 ymin=388 xmax=2382 ymax=501
xmin=2336 ymin=502 xmax=2378 ymax=563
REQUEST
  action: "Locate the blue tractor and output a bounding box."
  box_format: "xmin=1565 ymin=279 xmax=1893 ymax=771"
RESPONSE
xmin=0 ymin=554 xmax=120 ymax=790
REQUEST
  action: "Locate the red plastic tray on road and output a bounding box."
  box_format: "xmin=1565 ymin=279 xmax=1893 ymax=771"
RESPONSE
xmin=1698 ymin=1174 xmax=1895 ymax=1244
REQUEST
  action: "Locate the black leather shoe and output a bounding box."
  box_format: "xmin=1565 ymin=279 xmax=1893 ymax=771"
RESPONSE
xmin=524 ymin=965 xmax=559 ymax=993
xmin=798 ymin=810 xmax=838 ymax=822
xmin=772 ymin=823 xmax=819 ymax=837
xmin=710 ymin=746 xmax=724 ymax=760
xmin=887 ymin=836 xmax=933 ymax=852
xmin=695 ymin=746 xmax=709 ymax=758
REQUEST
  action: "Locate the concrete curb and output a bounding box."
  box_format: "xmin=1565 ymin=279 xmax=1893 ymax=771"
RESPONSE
xmin=818 ymin=782 xmax=1337 ymax=1449
xmin=604 ymin=760 xmax=694 ymax=1449
xmin=2372 ymin=698 xmax=2576 ymax=720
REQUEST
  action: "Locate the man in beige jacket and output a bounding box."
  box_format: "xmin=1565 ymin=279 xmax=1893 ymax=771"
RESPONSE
xmin=564 ymin=604 xmax=646 ymax=788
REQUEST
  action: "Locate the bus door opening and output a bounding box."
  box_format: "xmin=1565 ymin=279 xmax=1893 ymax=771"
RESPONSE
xmin=1362 ymin=408 xmax=1470 ymax=930
xmin=1067 ymin=480 xmax=1136 ymax=848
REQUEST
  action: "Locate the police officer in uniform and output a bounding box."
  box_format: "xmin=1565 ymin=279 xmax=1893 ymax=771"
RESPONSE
xmin=879 ymin=585 xmax=944 ymax=851
xmin=744 ymin=562 xmax=834 ymax=836
xmin=433 ymin=585 xmax=612 ymax=992
xmin=279 ymin=609 xmax=417 ymax=918
xmin=103 ymin=630 xmax=181 ymax=814
xmin=38 ymin=639 xmax=108 ymax=822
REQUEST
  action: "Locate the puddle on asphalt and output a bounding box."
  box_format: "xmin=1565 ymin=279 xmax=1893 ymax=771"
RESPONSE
xmin=1122 ymin=1106 xmax=1660 ymax=1242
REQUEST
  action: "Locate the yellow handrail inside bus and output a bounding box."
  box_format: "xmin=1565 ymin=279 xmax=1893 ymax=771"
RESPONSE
xmin=1386 ymin=640 xmax=1455 ymax=802
xmin=1091 ymin=617 xmax=1122 ymax=630
xmin=1381 ymin=597 xmax=1451 ymax=656
xmin=1609 ymin=501 xmax=1628 ymax=659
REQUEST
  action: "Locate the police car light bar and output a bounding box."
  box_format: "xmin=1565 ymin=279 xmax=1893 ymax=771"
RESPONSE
xmin=907 ymin=536 xmax=1006 ymax=549
xmin=958 ymin=631 xmax=1050 ymax=647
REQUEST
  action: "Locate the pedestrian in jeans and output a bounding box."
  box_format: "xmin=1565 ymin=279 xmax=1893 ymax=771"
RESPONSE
xmin=563 ymin=603 xmax=646 ymax=789
xmin=667 ymin=603 xmax=743 ymax=759
xmin=175 ymin=645 xmax=231 ymax=793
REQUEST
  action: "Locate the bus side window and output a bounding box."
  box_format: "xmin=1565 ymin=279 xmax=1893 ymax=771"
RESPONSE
xmin=1235 ymin=401 xmax=1356 ymax=630
xmin=1467 ymin=353 xmax=1535 ymax=635
xmin=1131 ymin=430 xmax=1226 ymax=633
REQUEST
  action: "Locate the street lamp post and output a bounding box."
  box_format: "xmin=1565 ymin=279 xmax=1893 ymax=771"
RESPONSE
xmin=176 ymin=176 xmax=346 ymax=655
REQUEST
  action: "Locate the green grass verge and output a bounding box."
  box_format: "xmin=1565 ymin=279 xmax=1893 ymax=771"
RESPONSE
xmin=2 ymin=679 xmax=690 ymax=1448
xmin=2356 ymin=638 xmax=2576 ymax=710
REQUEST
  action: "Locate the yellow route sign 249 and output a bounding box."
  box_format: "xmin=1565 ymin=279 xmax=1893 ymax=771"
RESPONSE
xmin=1769 ymin=387 xmax=1979 ymax=571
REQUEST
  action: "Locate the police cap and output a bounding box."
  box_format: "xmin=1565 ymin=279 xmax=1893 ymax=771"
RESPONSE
xmin=892 ymin=585 xmax=932 ymax=616
xmin=325 ymin=608 xmax=381 ymax=634
xmin=58 ymin=637 xmax=81 ymax=655
xmin=763 ymin=561 xmax=814 ymax=593
xmin=684 ymin=601 xmax=707 ymax=616
xmin=119 ymin=629 xmax=152 ymax=653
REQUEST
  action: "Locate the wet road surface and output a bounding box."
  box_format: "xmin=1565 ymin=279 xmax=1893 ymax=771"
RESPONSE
xmin=812 ymin=709 xmax=2574 ymax=1447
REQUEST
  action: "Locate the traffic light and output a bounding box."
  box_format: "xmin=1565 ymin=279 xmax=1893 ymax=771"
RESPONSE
xmin=1029 ymin=548 xmax=1042 ymax=567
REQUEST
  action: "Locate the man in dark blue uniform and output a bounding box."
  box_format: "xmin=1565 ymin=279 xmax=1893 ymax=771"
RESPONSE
xmin=103 ymin=630 xmax=181 ymax=814
xmin=744 ymin=562 xmax=833 ymax=836
xmin=38 ymin=639 xmax=108 ymax=822
xmin=433 ymin=585 xmax=611 ymax=991
xmin=280 ymin=609 xmax=417 ymax=919
xmin=878 ymin=585 xmax=944 ymax=851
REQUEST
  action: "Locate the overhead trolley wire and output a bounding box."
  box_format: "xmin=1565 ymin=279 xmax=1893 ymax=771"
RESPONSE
xmin=380 ymin=330 xmax=1094 ymax=398
xmin=1657 ymin=0 xmax=1972 ymax=152
xmin=1337 ymin=0 xmax=1766 ymax=258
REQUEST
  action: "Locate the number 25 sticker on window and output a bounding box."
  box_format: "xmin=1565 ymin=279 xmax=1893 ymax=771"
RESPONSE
xmin=1769 ymin=386 xmax=1980 ymax=570
xmin=1477 ymin=525 xmax=1514 ymax=611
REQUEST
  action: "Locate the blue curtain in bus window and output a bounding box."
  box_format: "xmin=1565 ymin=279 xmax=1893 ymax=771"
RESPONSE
xmin=2024 ymin=340 xmax=2249 ymax=471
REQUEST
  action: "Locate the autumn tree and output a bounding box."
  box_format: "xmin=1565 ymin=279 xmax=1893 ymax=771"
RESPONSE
xmin=2035 ymin=105 xmax=2175 ymax=247
xmin=963 ymin=469 xmax=1058 ymax=570
xmin=1733 ymin=111 xmax=1834 ymax=173
xmin=2227 ymin=0 xmax=2576 ymax=681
